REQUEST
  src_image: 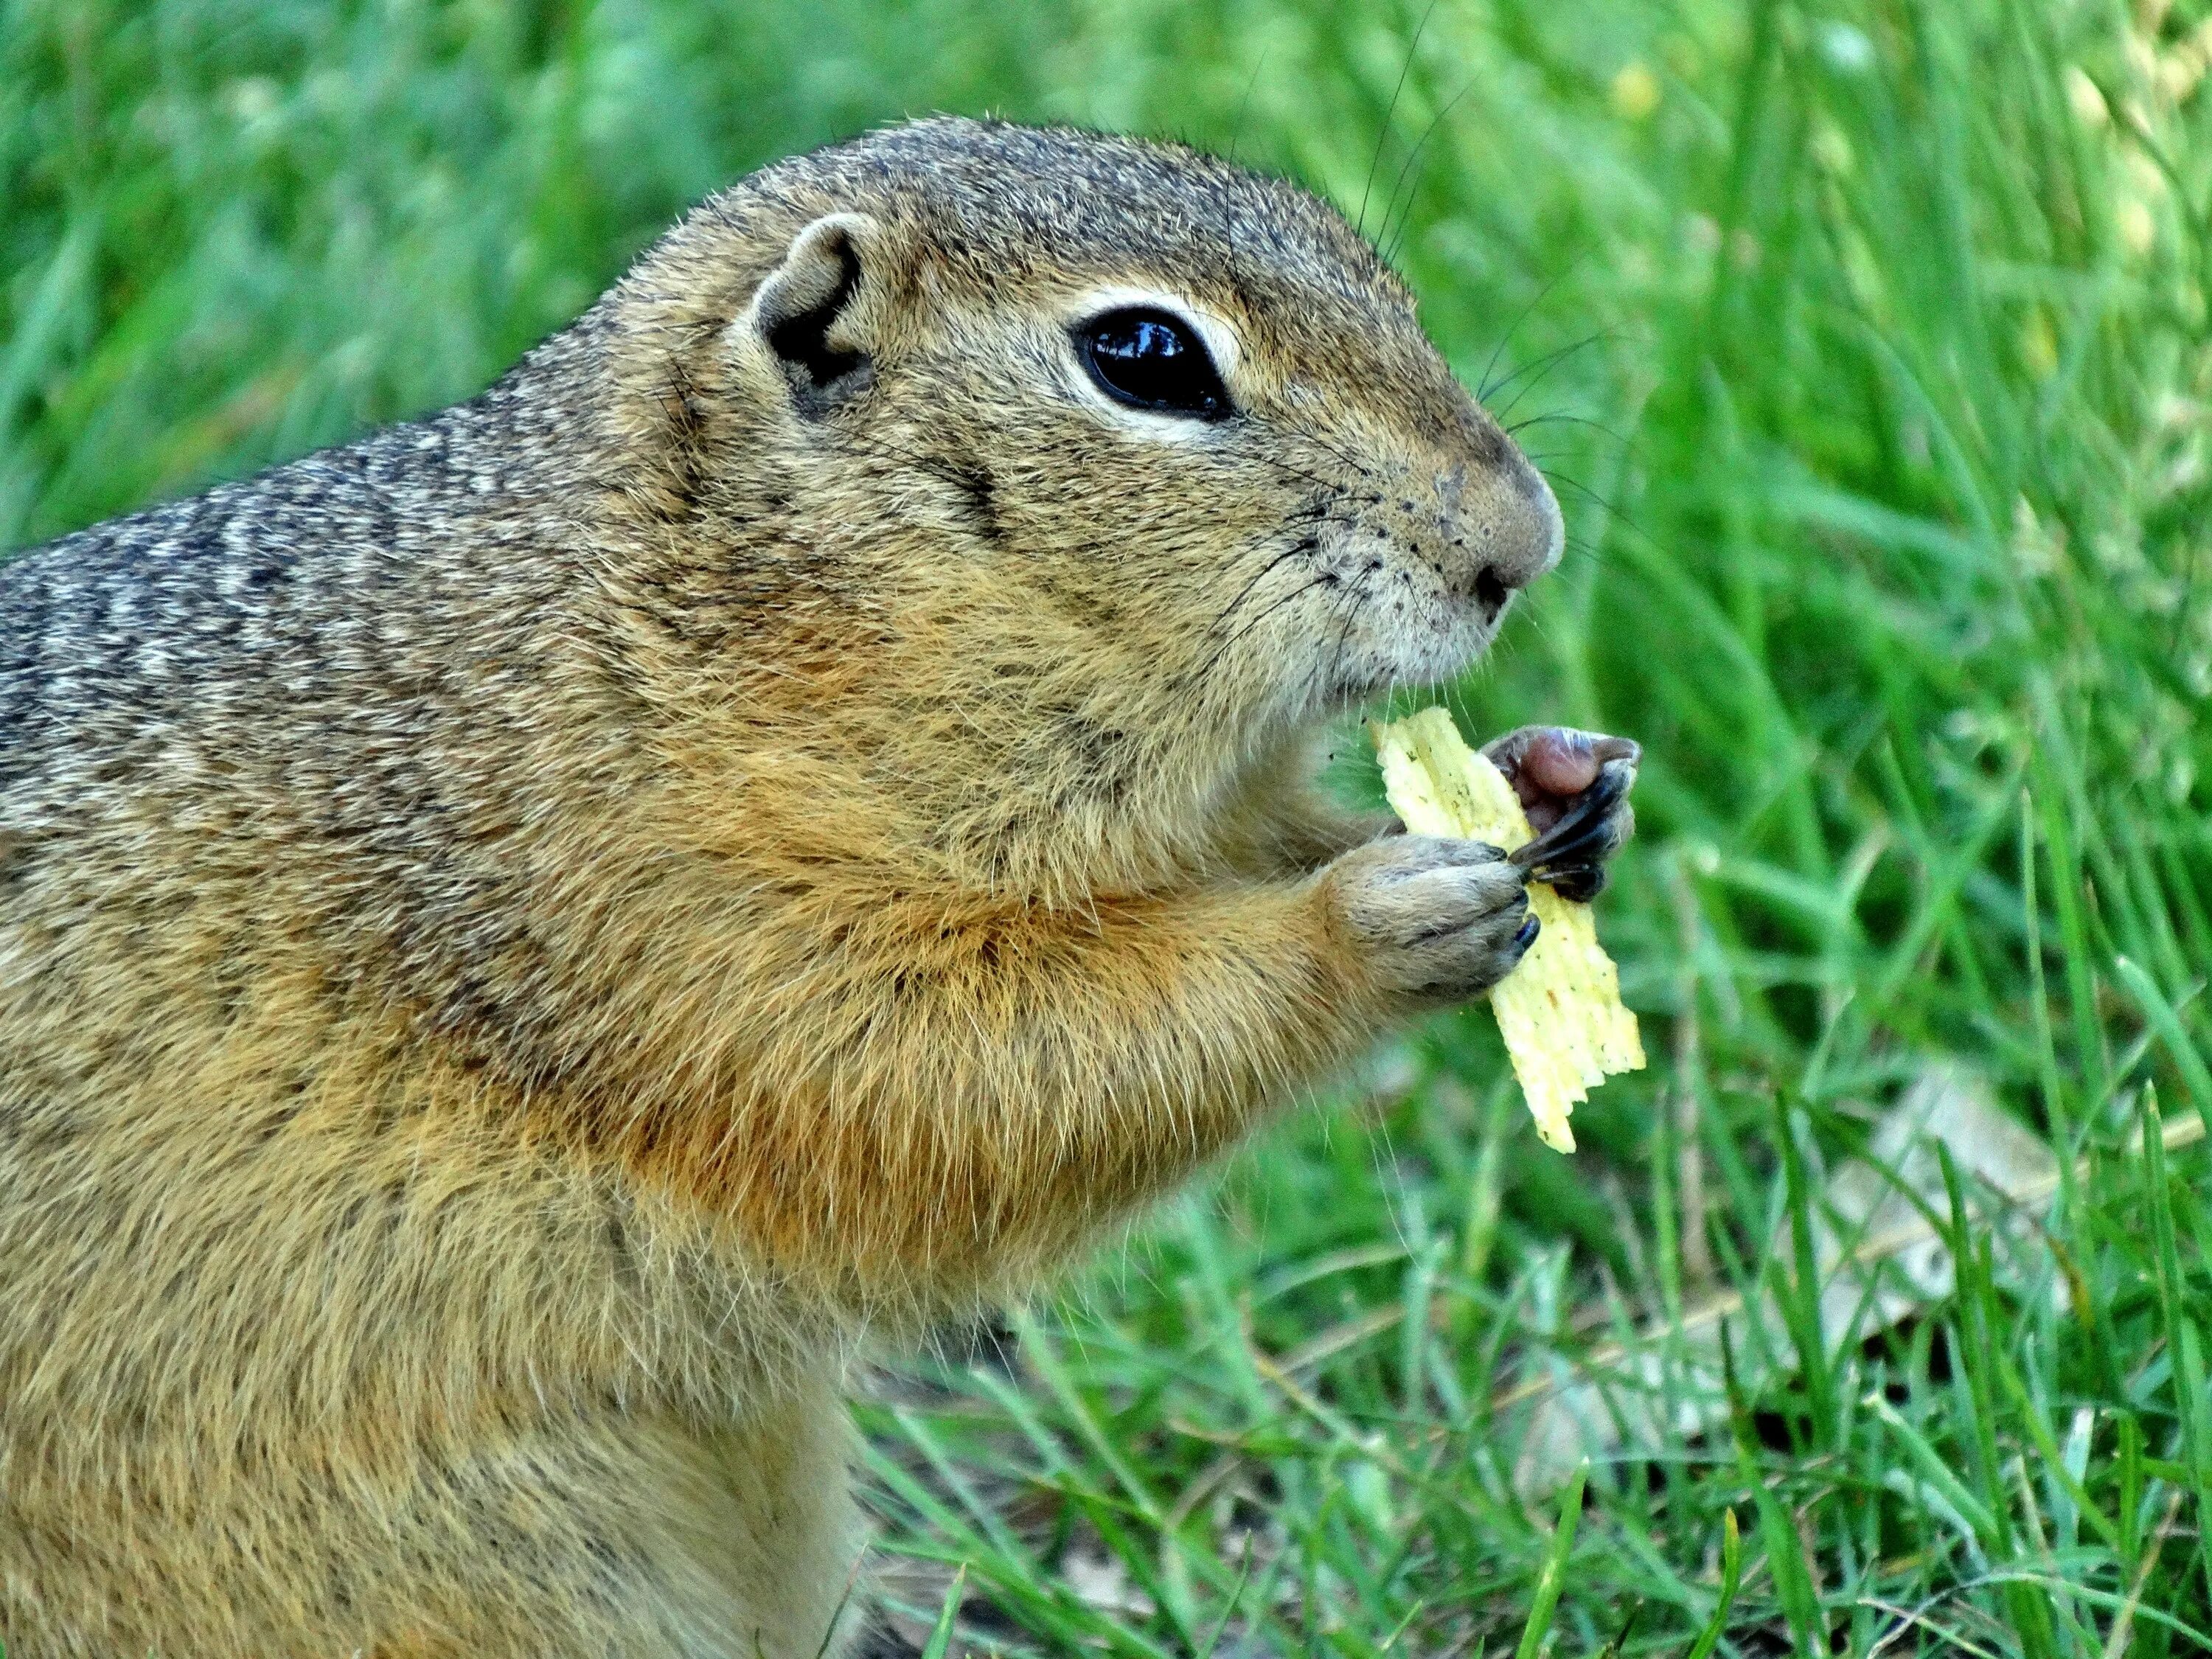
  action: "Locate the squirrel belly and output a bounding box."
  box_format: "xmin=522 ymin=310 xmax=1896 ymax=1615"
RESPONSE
xmin=0 ymin=117 xmax=1571 ymax=1656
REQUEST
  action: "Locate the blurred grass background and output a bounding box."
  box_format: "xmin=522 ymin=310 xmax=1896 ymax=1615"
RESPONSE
xmin=6 ymin=1 xmax=2212 ymax=1654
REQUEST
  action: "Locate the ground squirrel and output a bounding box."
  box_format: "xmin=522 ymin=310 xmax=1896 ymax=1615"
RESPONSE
xmin=0 ymin=118 xmax=1635 ymax=1656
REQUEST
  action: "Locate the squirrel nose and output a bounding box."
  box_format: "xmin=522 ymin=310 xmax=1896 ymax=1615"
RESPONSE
xmin=1455 ymin=442 xmax=1562 ymax=620
xmin=1484 ymin=449 xmax=1564 ymax=597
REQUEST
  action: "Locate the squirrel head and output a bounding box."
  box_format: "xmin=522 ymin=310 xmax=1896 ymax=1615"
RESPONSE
xmin=579 ymin=118 xmax=1561 ymax=900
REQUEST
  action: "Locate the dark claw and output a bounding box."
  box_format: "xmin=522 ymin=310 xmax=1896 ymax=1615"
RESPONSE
xmin=1514 ymin=913 xmax=1542 ymax=950
xmin=1509 ymin=759 xmax=1634 ymax=872
xmin=1538 ymin=863 xmax=1607 ymax=903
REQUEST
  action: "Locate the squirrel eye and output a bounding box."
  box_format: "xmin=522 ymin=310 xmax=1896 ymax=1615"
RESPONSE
xmin=1074 ymin=307 xmax=1232 ymax=421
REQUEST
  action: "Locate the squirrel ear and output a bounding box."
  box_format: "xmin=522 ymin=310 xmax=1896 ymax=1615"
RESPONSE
xmin=751 ymin=213 xmax=886 ymax=412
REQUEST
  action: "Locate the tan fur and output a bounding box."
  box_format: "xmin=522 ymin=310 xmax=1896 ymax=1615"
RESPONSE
xmin=0 ymin=119 xmax=1563 ymax=1654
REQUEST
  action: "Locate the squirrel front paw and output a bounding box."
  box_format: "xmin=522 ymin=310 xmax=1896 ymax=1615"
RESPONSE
xmin=1324 ymin=835 xmax=1537 ymax=1004
xmin=1482 ymin=726 xmax=1640 ymax=902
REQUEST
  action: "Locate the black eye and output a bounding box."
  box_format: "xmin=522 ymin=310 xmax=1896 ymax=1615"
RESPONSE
xmin=1074 ymin=307 xmax=1233 ymax=421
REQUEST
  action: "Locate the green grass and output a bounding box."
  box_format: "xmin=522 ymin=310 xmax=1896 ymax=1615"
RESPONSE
xmin=7 ymin=1 xmax=2211 ymax=1653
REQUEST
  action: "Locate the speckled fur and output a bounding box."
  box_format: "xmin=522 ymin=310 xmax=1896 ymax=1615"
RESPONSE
xmin=0 ymin=119 xmax=1562 ymax=1655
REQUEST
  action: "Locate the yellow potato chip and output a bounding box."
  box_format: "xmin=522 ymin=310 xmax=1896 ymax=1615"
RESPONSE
xmin=1371 ymin=708 xmax=1644 ymax=1152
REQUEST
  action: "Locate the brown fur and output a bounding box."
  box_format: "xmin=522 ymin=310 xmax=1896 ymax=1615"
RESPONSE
xmin=0 ymin=119 xmax=1568 ymax=1654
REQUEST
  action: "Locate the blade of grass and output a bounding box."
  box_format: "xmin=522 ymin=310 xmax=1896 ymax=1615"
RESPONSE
xmin=1512 ymin=1461 xmax=1586 ymax=1659
xmin=2140 ymin=1088 xmax=2212 ymax=1606
xmin=920 ymin=1565 xmax=967 ymax=1659
xmin=1683 ymin=1509 xmax=1743 ymax=1659
xmin=2112 ymin=956 xmax=2212 ymax=1136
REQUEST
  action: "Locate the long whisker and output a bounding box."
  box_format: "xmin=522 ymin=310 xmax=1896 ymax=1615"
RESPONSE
xmin=1478 ymin=262 xmax=1582 ymax=401
xmin=1380 ymin=82 xmax=1472 ymax=268
xmin=1227 ymin=49 xmax=1270 ymax=164
xmin=1291 ymin=429 xmax=1379 ymax=482
xmin=1505 ymin=410 xmax=1636 ymax=450
xmin=1208 ymin=535 xmax=1324 ymax=638
xmin=1205 ymin=503 xmax=1369 ymax=633
xmin=1242 ymin=450 xmax=1359 ymax=495
xmin=1357 ymin=0 xmax=1440 ymax=240
xmin=1538 ymin=467 xmax=1664 ymax=549
xmin=1324 ymin=575 xmax=1363 ymax=702
xmin=1538 ymin=470 xmax=1618 ymax=515
xmin=1487 ymin=328 xmax=1618 ymax=422
xmin=1188 ymin=571 xmax=1338 ymax=687
xmin=829 ymin=439 xmax=1382 ymax=655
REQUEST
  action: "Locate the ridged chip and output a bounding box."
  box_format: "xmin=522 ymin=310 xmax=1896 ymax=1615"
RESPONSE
xmin=1371 ymin=707 xmax=1644 ymax=1153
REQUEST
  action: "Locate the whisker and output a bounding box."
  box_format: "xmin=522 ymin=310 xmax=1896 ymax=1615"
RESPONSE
xmin=1540 ymin=467 xmax=1662 ymax=546
xmin=1443 ymin=677 xmax=1481 ymax=748
xmin=1357 ymin=0 xmax=1441 ymax=240
xmin=1478 ymin=261 xmax=1585 ymax=402
xmin=1489 ymin=327 xmax=1619 ymax=422
xmin=1245 ymin=450 xmax=1360 ymax=494
xmin=1380 ymin=82 xmax=1472 ymax=267
xmin=1208 ymin=536 xmax=1324 ymax=638
xmin=1226 ymin=50 xmax=1270 ymax=164
xmin=1189 ymin=571 xmax=1337 ymax=686
xmin=1205 ymin=504 xmax=1368 ymax=635
xmin=1325 ymin=578 xmax=1362 ymax=701
xmin=1505 ymin=410 xmax=1636 ymax=451
xmin=1292 ymin=430 xmax=1378 ymax=482
xmin=1540 ymin=470 xmax=1618 ymax=514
